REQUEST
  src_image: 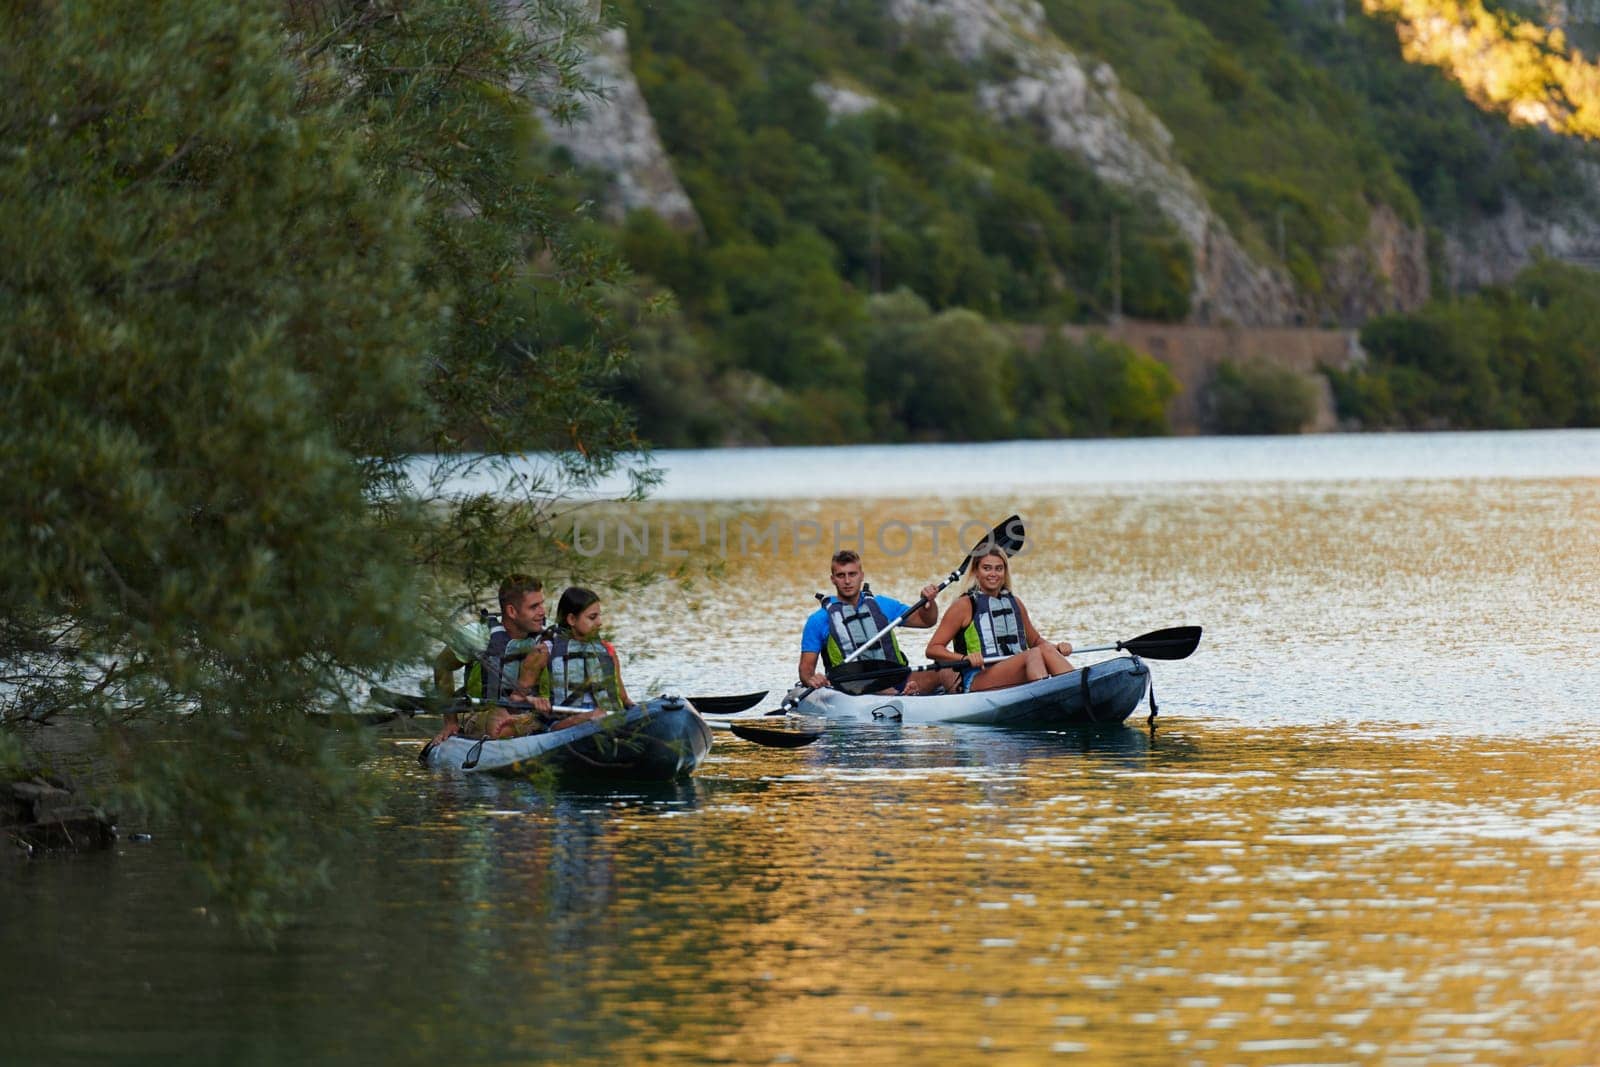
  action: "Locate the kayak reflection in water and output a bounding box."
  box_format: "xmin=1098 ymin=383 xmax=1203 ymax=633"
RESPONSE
xmin=924 ymin=547 xmax=1075 ymax=693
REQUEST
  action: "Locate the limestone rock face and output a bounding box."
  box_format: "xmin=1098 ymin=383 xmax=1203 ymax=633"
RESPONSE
xmin=532 ymin=26 xmax=700 ymax=231
xmin=1443 ymin=167 xmax=1600 ymax=290
xmin=813 ymin=82 xmax=887 ymax=120
xmin=887 ymin=0 xmax=1303 ymax=324
xmin=1322 ymin=203 xmax=1431 ymax=323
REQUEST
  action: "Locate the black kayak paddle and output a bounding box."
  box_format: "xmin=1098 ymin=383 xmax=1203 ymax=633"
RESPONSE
xmin=1073 ymin=626 xmax=1202 ymax=661
xmin=370 ymin=685 xmax=769 ymax=719
xmin=710 ymin=716 xmax=824 ymax=748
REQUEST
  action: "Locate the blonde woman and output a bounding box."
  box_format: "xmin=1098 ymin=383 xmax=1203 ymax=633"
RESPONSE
xmin=925 ymin=548 xmax=1074 ymax=692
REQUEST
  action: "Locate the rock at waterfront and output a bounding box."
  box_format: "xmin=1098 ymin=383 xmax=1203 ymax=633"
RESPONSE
xmin=3 ymin=773 xmax=117 ymax=858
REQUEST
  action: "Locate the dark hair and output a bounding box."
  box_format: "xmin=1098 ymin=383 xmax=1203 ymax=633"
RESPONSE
xmin=498 ymin=574 xmax=543 ymax=609
xmin=831 ymin=549 xmax=862 ymax=568
xmin=556 ymin=586 xmax=601 ymax=631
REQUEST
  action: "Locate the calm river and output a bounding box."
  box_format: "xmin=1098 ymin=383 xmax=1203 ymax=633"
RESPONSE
xmin=5 ymin=430 xmax=1600 ymax=1064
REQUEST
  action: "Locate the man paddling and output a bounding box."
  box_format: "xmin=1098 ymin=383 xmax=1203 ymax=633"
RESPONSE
xmin=797 ymin=550 xmax=949 ymax=695
xmin=431 ymin=574 xmax=554 ymax=744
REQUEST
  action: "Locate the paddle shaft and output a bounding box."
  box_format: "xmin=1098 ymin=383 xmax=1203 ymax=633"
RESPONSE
xmin=462 ymin=696 xmax=617 ymax=717
xmin=932 ymin=625 xmax=1203 ymax=669
xmin=464 ymin=698 xmax=825 ymax=750
xmin=373 ymin=686 xmax=766 ymax=718
xmin=460 ymin=701 xmax=819 ymax=750
xmin=423 ymin=700 xmax=815 ymax=760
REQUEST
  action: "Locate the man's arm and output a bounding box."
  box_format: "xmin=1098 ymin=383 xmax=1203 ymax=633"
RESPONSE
xmin=798 ymin=611 xmax=831 ymax=687
xmin=903 ymin=584 xmax=941 ymax=628
xmin=432 ymin=646 xmax=465 ymax=696
xmin=797 ymin=650 xmax=828 ymax=689
xmin=432 ymin=711 xmax=461 ymax=746
xmin=510 ymin=646 xmax=552 ymax=712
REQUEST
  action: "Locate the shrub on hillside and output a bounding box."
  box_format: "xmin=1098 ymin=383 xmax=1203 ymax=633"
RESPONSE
xmin=1205 ymin=359 xmax=1320 ymax=434
xmin=863 ymin=290 xmax=1016 ymax=441
xmin=1015 ymin=334 xmax=1178 ymax=437
xmin=1330 ymin=260 xmax=1600 ymax=430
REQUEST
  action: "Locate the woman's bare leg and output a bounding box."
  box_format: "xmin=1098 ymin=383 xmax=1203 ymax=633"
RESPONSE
xmin=971 ymin=648 xmax=1048 ymax=690
xmin=550 ymin=709 xmax=606 ymax=731
xmin=1038 ymin=642 xmax=1075 ymax=676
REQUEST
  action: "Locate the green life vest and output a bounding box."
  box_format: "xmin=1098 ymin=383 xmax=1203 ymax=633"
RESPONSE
xmin=956 ymin=590 xmax=1027 ymax=660
xmin=539 ymin=632 xmax=626 ymax=713
xmin=822 ymin=591 xmax=906 ymax=669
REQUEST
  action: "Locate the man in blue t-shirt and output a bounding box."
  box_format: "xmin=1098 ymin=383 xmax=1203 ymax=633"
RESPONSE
xmin=797 ymin=549 xmax=946 ymax=695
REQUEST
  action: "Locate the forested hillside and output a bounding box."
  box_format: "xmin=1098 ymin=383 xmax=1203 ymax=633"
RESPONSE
xmin=556 ymin=0 xmax=1600 ymax=442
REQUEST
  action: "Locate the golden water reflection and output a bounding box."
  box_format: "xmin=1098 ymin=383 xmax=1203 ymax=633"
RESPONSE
xmin=8 ymin=470 xmax=1598 ymax=1063
xmin=515 ymin=476 xmax=1600 ymax=1061
xmin=501 ymin=725 xmax=1600 ymax=1064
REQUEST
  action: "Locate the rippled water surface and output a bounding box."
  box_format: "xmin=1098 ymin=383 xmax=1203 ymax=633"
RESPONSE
xmin=5 ymin=432 xmax=1600 ymax=1064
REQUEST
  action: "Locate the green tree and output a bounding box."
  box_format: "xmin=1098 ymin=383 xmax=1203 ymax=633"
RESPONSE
xmin=1511 ymin=260 xmax=1600 ymax=426
xmin=862 ymin=290 xmax=1015 ymax=441
xmin=1205 ymin=360 xmax=1320 ymax=435
xmin=1015 ymin=334 xmax=1179 ymax=438
xmin=0 ymin=0 xmax=639 ymax=932
xmin=1331 ymin=261 xmax=1600 ymax=430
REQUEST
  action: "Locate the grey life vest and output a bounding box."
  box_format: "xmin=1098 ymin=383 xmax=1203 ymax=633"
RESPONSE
xmin=822 ymin=589 xmax=906 ymax=668
xmin=542 ymin=632 xmax=625 ymax=712
xmin=466 ymin=613 xmax=544 ymax=704
xmin=956 ymin=591 xmax=1027 ymax=660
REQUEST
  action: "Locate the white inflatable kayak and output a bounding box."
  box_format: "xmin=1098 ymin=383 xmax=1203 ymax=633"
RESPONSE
xmin=797 ymin=656 xmax=1152 ymax=727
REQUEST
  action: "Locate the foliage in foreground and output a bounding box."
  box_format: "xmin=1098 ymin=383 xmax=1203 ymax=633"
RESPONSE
xmin=0 ymin=0 xmax=641 ymax=933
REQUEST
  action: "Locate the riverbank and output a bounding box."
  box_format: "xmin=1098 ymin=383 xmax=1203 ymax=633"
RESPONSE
xmin=2 ymin=772 xmax=116 ymax=859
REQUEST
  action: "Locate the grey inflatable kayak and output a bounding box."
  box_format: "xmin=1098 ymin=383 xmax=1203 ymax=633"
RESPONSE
xmin=422 ymin=695 xmax=712 ymax=780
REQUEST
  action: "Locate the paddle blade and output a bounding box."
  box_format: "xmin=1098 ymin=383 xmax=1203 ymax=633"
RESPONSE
xmin=1119 ymin=626 xmax=1202 ymax=661
xmin=728 ymin=721 xmax=823 ymax=748
xmin=690 ymin=691 xmax=768 ymax=716
xmin=959 ymin=514 xmax=1026 ymax=576
xmin=825 ymin=660 xmax=910 ymax=696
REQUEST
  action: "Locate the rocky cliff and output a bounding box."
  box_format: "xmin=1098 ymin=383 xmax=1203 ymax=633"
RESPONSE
xmin=526 ymin=25 xmax=700 ymax=231
xmin=887 ymin=0 xmax=1302 ymax=324
xmin=886 ymin=0 xmax=1434 ymax=325
xmin=534 ymin=0 xmax=1599 ymax=324
xmin=1441 ymin=163 xmax=1600 ymax=290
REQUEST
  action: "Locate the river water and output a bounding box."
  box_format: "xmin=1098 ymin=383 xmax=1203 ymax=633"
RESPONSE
xmin=5 ymin=430 xmax=1600 ymax=1064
